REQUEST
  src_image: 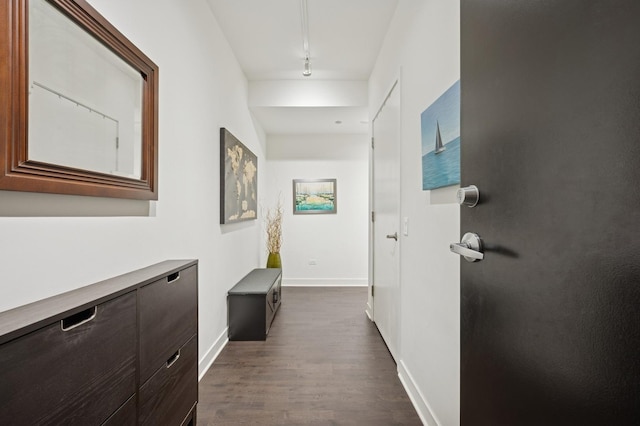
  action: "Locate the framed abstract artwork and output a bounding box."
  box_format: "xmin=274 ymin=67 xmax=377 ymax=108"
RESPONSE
xmin=293 ymin=178 xmax=337 ymax=215
xmin=220 ymin=128 xmax=257 ymax=224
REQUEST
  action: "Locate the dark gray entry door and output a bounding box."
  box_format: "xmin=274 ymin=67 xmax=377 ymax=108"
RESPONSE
xmin=460 ymin=1 xmax=640 ymax=424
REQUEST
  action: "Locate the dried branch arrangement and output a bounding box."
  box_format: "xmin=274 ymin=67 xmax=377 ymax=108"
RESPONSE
xmin=265 ymin=199 xmax=283 ymax=254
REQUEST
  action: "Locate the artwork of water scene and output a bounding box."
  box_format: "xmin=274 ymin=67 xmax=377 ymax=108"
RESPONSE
xmin=421 ymin=80 xmax=460 ymax=190
xmin=293 ymin=179 xmax=337 ymax=214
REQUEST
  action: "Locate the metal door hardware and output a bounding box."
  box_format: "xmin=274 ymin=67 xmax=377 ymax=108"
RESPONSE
xmin=457 ymin=185 xmax=480 ymax=207
xmin=450 ymin=232 xmax=484 ymax=262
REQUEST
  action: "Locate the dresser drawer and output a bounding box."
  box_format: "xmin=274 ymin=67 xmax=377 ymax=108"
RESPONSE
xmin=139 ymin=265 xmax=198 ymax=382
xmin=139 ymin=335 xmax=198 ymax=426
xmin=0 ymin=292 xmax=136 ymax=425
xmin=102 ymin=394 xmax=136 ymax=426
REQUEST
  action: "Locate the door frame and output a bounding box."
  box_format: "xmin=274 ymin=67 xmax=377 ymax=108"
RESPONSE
xmin=368 ymin=74 xmax=402 ymax=359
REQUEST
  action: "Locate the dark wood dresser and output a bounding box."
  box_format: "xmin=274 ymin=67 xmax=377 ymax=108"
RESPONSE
xmin=0 ymin=259 xmax=198 ymax=426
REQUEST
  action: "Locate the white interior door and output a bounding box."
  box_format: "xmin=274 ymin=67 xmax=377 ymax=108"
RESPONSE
xmin=371 ymin=81 xmax=400 ymax=360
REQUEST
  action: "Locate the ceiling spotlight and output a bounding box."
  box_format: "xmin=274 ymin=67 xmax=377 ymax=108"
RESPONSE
xmin=303 ymin=56 xmax=312 ymax=77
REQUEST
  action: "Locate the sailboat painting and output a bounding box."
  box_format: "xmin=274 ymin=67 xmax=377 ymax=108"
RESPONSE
xmin=421 ymin=80 xmax=460 ymax=190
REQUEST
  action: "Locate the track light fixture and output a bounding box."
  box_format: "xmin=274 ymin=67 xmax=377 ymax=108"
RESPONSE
xmin=303 ymin=56 xmax=311 ymax=77
xmin=301 ymin=0 xmax=311 ymax=77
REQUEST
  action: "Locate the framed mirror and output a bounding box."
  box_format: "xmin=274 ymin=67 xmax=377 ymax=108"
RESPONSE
xmin=0 ymin=0 xmax=158 ymax=199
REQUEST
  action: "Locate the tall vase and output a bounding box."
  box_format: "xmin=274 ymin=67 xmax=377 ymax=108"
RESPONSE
xmin=266 ymin=252 xmax=282 ymax=269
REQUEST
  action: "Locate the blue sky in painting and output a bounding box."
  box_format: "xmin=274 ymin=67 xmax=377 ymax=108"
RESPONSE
xmin=421 ymin=80 xmax=460 ymax=157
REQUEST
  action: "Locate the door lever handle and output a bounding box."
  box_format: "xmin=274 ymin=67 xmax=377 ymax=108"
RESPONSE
xmin=450 ymin=243 xmax=484 ymax=260
xmin=450 ymin=232 xmax=484 ymax=262
xmin=386 ymin=232 xmax=398 ymax=241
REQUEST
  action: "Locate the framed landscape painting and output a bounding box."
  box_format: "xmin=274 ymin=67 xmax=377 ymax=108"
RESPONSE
xmin=293 ymin=179 xmax=337 ymax=215
xmin=220 ymin=128 xmax=257 ymax=224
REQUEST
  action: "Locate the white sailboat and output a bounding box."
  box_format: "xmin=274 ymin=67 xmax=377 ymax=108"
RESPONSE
xmin=434 ymin=120 xmax=446 ymax=154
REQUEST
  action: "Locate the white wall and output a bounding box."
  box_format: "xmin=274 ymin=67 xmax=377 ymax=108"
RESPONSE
xmin=264 ymin=134 xmax=368 ymax=286
xmin=369 ymin=1 xmax=461 ymax=425
xmin=0 ymin=0 xmax=265 ymax=377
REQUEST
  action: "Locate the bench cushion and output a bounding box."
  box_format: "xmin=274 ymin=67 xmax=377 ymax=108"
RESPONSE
xmin=228 ymin=268 xmax=282 ymax=295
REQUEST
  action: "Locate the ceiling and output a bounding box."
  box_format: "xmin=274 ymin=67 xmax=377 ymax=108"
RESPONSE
xmin=206 ymin=0 xmax=399 ymax=135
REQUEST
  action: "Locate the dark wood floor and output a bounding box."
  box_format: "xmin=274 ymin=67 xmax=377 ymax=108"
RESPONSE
xmin=198 ymin=287 xmax=422 ymax=425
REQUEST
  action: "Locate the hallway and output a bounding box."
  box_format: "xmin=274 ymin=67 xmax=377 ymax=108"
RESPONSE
xmin=198 ymin=287 xmax=421 ymax=425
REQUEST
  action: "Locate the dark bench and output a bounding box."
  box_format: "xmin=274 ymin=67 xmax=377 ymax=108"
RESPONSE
xmin=227 ymin=268 xmax=282 ymax=341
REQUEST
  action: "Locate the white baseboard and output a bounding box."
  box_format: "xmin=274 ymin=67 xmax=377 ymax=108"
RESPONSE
xmin=282 ymin=278 xmax=368 ymax=287
xmin=198 ymin=327 xmax=228 ymax=381
xmin=365 ymin=301 xmax=373 ymax=320
xmin=398 ymin=360 xmax=440 ymax=426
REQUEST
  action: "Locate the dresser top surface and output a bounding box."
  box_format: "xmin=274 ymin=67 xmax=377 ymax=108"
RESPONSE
xmin=0 ymin=259 xmax=197 ymax=345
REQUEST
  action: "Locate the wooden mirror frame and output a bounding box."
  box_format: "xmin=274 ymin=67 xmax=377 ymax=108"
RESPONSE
xmin=0 ymin=0 xmax=158 ymax=200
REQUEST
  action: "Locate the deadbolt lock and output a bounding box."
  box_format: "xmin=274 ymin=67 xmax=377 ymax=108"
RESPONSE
xmin=457 ymin=185 xmax=480 ymax=207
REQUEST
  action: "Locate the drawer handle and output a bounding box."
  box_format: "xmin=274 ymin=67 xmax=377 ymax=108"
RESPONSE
xmin=61 ymin=306 xmax=98 ymax=331
xmin=166 ymin=349 xmax=181 ymax=368
xmin=167 ymin=272 xmax=180 ymax=283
